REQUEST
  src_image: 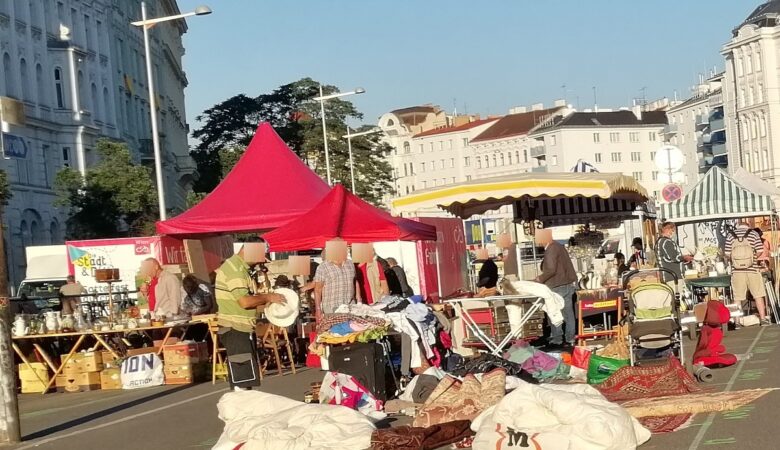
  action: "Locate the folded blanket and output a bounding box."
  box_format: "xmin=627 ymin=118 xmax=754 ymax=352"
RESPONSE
xmin=371 ymin=420 xmax=474 ymax=450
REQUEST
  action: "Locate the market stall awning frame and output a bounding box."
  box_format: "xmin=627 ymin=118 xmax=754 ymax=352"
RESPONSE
xmin=660 ymin=166 xmax=775 ymax=224
xmin=391 ymin=172 xmax=649 ymax=220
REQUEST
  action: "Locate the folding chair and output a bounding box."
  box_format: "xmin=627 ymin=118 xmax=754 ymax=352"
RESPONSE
xmin=257 ymin=323 xmax=297 ymax=377
xmin=208 ymin=318 xmax=228 ymax=384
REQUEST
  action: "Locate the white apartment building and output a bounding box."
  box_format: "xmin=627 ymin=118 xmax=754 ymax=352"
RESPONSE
xmin=722 ymin=1 xmax=780 ymax=184
xmin=0 ymin=0 xmax=194 ymax=286
xmin=663 ymin=73 xmax=725 ymax=187
xmin=528 ymin=110 xmax=668 ymax=199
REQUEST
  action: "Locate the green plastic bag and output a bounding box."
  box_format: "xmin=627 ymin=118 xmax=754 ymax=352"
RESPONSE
xmin=587 ymin=354 xmax=629 ymax=384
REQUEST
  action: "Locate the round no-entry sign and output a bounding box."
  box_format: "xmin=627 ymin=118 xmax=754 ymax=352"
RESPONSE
xmin=662 ymin=183 xmax=683 ymax=202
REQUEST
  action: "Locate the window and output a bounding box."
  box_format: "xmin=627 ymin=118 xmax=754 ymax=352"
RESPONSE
xmin=650 ymin=151 xmax=656 ymax=161
xmin=2 ymin=53 xmax=15 ymax=98
xmin=484 ymin=155 xmax=489 ymax=167
xmin=761 ymin=115 xmax=767 ymax=137
xmin=466 ymin=175 xmax=472 ymax=181
xmin=492 ymin=155 xmax=497 ymax=167
xmin=422 ymin=181 xmax=427 ymax=189
xmin=739 ymin=88 xmax=745 ymax=108
xmin=763 ymin=148 xmax=769 ymax=169
xmin=631 ymin=152 xmax=641 ymax=162
xmin=449 ymin=158 xmax=454 ymax=168
xmin=756 ymin=52 xmax=763 ymax=71
xmin=749 ymin=86 xmax=755 ymax=106
xmin=652 ymin=171 xmax=658 ymax=181
xmin=611 ymin=152 xmax=622 ymax=162
xmin=549 ymin=135 xmax=557 ymax=146
xmin=463 ymin=157 xmax=471 ymax=167
xmin=403 ymin=142 xmax=410 ymax=154
xmin=522 ymin=150 xmax=528 ymax=163
xmin=405 ymin=186 xmax=410 ymax=195
xmin=632 ymin=171 xmax=643 ymax=181
xmin=418 ymin=144 xmax=424 ymax=153
xmin=500 ymin=154 xmax=505 ymax=166
xmin=752 ymin=118 xmax=758 ymax=139
xmin=629 ymin=132 xmax=640 ymax=143
xmin=758 ymin=83 xmax=764 ymax=103
xmin=96 ymin=20 xmax=103 ymax=53
xmin=429 ymin=142 xmax=434 ymax=152
xmin=462 ymin=138 xmax=469 ymax=146
xmin=680 ymin=134 xmax=685 ymax=145
xmin=62 ymin=147 xmax=71 ymax=167
xmin=91 ymin=83 xmax=98 ymax=119
xmin=448 ymin=140 xmax=453 ymax=149
xmin=54 ymin=67 xmax=65 ymax=108
xmin=648 ymin=132 xmax=657 ymax=142
xmin=609 ymin=132 xmax=620 ymax=143
xmin=742 ymin=119 xmax=750 ymax=141
xmin=418 ymin=162 xmax=424 ymax=173
xmin=451 ymin=177 xmax=456 ymax=183
xmin=439 ymin=159 xmax=445 ymax=169
xmin=593 ymin=133 xmax=600 ymax=143
xmin=747 ymin=54 xmax=753 ymax=74
xmin=409 ymin=162 xmax=415 ymax=175
xmin=551 ymin=155 xmax=558 ymax=166
xmin=441 ymin=178 xmax=445 ymax=185
xmin=103 ymin=87 xmax=110 ymax=124
xmin=84 ymin=14 xmax=92 ymax=49
xmin=403 ymin=164 xmax=408 ymax=177
xmin=736 ymin=56 xmax=744 ymax=76
xmin=438 ymin=141 xmax=444 ymax=151
xmin=42 ymin=145 xmax=51 ymax=187
xmin=476 ymin=158 xmax=482 ymax=169
xmin=594 ymin=153 xmax=602 ymax=163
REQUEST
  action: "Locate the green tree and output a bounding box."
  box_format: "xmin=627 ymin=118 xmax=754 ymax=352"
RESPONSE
xmin=55 ymin=139 xmax=159 ymax=239
xmin=191 ymin=77 xmax=394 ymax=204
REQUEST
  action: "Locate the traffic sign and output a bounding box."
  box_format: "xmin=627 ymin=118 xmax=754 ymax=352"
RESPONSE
xmin=662 ymin=183 xmax=683 ymax=202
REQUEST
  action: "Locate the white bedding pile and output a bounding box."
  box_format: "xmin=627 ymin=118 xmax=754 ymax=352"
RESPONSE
xmin=471 ymin=383 xmax=651 ymax=450
xmin=212 ymin=390 xmax=376 ymax=450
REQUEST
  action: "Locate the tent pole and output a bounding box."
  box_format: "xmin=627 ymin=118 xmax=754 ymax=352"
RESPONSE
xmin=435 ymin=246 xmax=443 ymax=301
xmin=515 ymin=222 xmax=523 ymax=280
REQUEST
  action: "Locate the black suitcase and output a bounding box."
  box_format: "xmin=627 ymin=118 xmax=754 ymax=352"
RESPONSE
xmin=328 ymin=342 xmax=387 ymax=401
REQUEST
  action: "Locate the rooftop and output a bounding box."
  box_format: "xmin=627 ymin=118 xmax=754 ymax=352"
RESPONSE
xmin=533 ymin=110 xmax=667 ymax=133
xmin=734 ymin=1 xmax=780 ymax=35
xmin=413 ymin=117 xmax=498 ymax=138
xmin=470 ymin=106 xmax=565 ymax=143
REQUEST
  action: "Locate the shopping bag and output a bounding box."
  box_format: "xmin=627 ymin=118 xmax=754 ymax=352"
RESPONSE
xmin=319 ymin=371 xmax=382 ymax=414
xmin=586 ymin=354 xmax=629 ymax=385
xmin=571 ymin=346 xmax=591 ymax=370
xmin=121 ymin=353 xmax=164 ymax=389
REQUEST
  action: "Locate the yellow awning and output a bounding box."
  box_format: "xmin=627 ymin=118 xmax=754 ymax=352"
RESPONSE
xmin=392 ymin=172 xmax=648 ymax=218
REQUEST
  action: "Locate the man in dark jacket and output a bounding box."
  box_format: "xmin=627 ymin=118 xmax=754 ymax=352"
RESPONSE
xmin=386 ymin=258 xmax=414 ymax=297
xmin=533 ymin=229 xmax=577 ymax=348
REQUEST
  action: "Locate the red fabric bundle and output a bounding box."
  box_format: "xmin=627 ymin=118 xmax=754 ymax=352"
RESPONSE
xmin=692 ymin=300 xmax=737 ymax=368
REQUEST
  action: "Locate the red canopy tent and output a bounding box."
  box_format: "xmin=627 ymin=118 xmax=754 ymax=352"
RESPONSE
xmin=156 ymin=123 xmax=330 ymax=236
xmin=263 ymin=184 xmax=437 ymax=251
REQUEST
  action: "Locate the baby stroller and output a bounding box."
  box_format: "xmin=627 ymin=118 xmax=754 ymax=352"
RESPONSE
xmin=623 ymin=268 xmax=685 ymax=367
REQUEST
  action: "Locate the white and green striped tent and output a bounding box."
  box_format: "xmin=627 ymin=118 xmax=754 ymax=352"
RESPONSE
xmin=660 ymin=166 xmax=775 ymax=223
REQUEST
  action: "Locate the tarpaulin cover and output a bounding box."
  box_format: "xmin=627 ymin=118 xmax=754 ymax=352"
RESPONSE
xmin=156 ymin=123 xmax=330 ymax=236
xmin=264 ymin=184 xmax=437 ymax=251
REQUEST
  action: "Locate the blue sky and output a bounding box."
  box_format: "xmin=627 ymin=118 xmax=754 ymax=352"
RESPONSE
xmin=177 ymin=0 xmax=756 ymax=133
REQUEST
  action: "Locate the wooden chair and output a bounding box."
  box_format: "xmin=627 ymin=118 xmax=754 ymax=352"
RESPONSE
xmin=207 ymin=319 xmax=228 ymax=384
xmin=256 ymin=323 xmax=297 ymax=377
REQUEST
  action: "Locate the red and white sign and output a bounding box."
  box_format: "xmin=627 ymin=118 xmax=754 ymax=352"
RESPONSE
xmin=662 ymin=183 xmax=683 ymax=202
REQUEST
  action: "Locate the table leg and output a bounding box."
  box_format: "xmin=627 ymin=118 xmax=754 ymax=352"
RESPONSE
xmin=43 ymin=334 xmax=86 ymax=395
xmin=93 ymin=334 xmax=121 ymax=360
xmin=31 ymin=343 xmax=58 ymax=373
xmin=13 ymin=343 xmax=47 ymax=386
xmin=156 ymin=327 xmax=175 ymax=355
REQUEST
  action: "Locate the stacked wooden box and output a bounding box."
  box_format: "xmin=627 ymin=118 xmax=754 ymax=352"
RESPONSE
xmin=99 ymin=350 xmax=122 ymax=390
xmin=162 ymin=342 xmax=209 ymax=385
xmin=56 ymin=352 xmax=103 ymax=392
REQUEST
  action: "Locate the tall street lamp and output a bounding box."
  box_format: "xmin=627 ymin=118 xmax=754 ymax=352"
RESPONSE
xmin=131 ymin=3 xmax=212 ymax=220
xmin=342 ymin=127 xmax=382 ymax=192
xmin=312 ymin=86 xmax=365 ymax=185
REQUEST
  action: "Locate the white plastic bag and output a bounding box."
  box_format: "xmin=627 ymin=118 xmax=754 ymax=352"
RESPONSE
xmin=121 ymin=353 xmax=164 ymax=389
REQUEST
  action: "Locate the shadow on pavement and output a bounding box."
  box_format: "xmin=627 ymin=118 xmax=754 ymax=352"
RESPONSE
xmin=22 ymin=385 xmax=196 ymax=441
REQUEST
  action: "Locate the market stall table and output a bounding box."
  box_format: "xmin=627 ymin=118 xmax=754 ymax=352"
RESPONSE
xmin=12 ymin=321 xmax=195 ymax=394
xmin=444 ymin=294 xmax=544 ymax=355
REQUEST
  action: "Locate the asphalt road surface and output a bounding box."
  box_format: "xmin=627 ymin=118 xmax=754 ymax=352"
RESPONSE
xmin=8 ymin=325 xmax=780 ymax=449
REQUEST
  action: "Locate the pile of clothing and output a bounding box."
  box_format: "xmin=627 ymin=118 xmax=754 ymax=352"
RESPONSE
xmin=315 ymin=313 xmax=389 ymax=344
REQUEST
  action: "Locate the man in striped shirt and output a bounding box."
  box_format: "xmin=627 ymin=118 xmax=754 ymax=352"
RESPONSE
xmin=725 ymin=223 xmax=769 ymax=326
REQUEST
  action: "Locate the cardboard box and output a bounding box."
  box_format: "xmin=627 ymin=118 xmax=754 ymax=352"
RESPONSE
xmin=154 ymin=337 xmax=180 ymax=348
xmin=126 ymin=347 xmax=158 ymax=357
xmin=59 ymin=352 xmax=103 ymax=373
xmin=101 ymin=350 xmax=120 ymax=368
xmin=163 ymin=342 xmax=207 ymax=365
xmin=56 ymin=372 xmax=101 ymax=393
xmin=163 ymin=362 xmax=208 ymax=385
xmin=100 ymin=368 xmax=122 ymax=390
xmin=18 ymin=362 xmax=49 ymax=381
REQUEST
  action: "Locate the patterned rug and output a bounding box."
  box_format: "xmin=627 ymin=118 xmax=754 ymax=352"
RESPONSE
xmin=622 ymin=388 xmax=777 ymax=418
xmin=594 ymin=357 xmax=701 ymax=434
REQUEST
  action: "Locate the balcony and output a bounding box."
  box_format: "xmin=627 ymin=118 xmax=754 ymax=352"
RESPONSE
xmin=531 ymin=165 xmax=548 ymax=173
xmin=529 ymin=146 xmax=546 ymax=158
xmin=712 ymin=142 xmax=727 ymax=156
xmin=710 ymin=117 xmax=725 ymax=132
xmin=709 ymin=92 xmax=723 ymax=108
xmin=663 ymin=123 xmax=678 ymax=136
xmin=695 ymin=114 xmax=709 ymax=128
